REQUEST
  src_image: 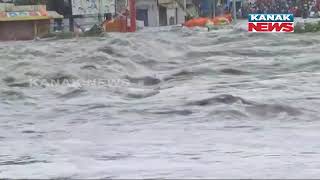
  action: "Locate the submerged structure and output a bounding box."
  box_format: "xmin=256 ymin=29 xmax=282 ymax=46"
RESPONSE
xmin=0 ymin=3 xmax=62 ymax=41
xmin=103 ymin=0 xmax=136 ymax=32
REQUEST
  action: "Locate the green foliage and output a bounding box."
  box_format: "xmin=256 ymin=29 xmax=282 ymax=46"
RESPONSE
xmin=295 ymin=20 xmax=320 ymax=33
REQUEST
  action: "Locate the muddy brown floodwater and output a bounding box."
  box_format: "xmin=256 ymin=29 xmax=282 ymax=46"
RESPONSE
xmin=1 ymin=28 xmax=320 ymax=178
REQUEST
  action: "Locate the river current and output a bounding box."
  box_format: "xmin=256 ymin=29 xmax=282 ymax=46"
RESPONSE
xmin=0 ymin=27 xmax=320 ymax=178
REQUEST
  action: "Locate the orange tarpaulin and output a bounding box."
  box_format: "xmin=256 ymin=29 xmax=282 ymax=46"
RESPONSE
xmin=184 ymin=14 xmax=233 ymax=27
xmin=183 ymin=17 xmax=209 ymax=27
xmin=212 ymin=15 xmax=231 ymax=25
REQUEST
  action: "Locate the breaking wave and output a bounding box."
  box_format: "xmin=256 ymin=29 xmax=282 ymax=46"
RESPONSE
xmin=1 ymin=27 xmax=320 ymax=178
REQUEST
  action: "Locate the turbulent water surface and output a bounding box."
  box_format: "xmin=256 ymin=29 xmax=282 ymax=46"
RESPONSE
xmin=1 ymin=27 xmax=320 ymax=178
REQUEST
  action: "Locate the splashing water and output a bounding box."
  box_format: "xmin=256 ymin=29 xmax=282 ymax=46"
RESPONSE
xmin=1 ymin=28 xmax=320 ymax=178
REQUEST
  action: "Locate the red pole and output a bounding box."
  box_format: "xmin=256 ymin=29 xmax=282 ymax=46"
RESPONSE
xmin=129 ymin=0 xmax=136 ymax=32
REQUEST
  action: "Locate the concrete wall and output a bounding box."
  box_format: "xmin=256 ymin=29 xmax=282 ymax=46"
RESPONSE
xmin=167 ymin=8 xmax=176 ymax=25
xmin=177 ymin=0 xmax=187 ymax=24
xmin=165 ymin=7 xmax=185 ymax=25
xmin=136 ymin=0 xmax=159 ymax=27
xmin=159 ymin=0 xmax=186 ymax=26
xmin=177 ymin=5 xmax=186 ymax=24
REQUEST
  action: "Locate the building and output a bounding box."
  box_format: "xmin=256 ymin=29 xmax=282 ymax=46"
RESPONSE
xmin=45 ymin=0 xmax=116 ymax=31
xmin=196 ymin=0 xmax=238 ymax=17
xmin=0 ymin=3 xmax=63 ymax=41
xmin=136 ymin=0 xmax=159 ymax=26
xmin=136 ymin=0 xmax=186 ymax=27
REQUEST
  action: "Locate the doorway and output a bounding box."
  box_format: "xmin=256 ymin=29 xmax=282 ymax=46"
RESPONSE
xmin=159 ymin=6 xmax=167 ymax=26
xmin=137 ymin=9 xmax=149 ymax=26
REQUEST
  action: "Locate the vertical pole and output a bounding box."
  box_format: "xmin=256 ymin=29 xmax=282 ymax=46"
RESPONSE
xmin=98 ymin=0 xmax=102 ymax=23
xmin=33 ymin=21 xmax=38 ymax=39
xmin=68 ymin=0 xmax=74 ymax=32
xmin=213 ymin=0 xmax=216 ymax=18
xmin=232 ymin=0 xmax=237 ymax=23
xmin=209 ymin=0 xmax=213 ymax=18
xmin=115 ymin=0 xmax=117 ymax=15
xmin=129 ymin=0 xmax=136 ymax=32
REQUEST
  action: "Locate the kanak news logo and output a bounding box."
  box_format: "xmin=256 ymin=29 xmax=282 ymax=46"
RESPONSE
xmin=248 ymin=14 xmax=294 ymax=32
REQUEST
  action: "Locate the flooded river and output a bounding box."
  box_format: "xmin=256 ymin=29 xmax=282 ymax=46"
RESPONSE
xmin=1 ymin=28 xmax=320 ymax=178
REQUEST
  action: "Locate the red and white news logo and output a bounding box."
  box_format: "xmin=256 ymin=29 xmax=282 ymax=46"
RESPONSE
xmin=248 ymin=14 xmax=294 ymax=32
